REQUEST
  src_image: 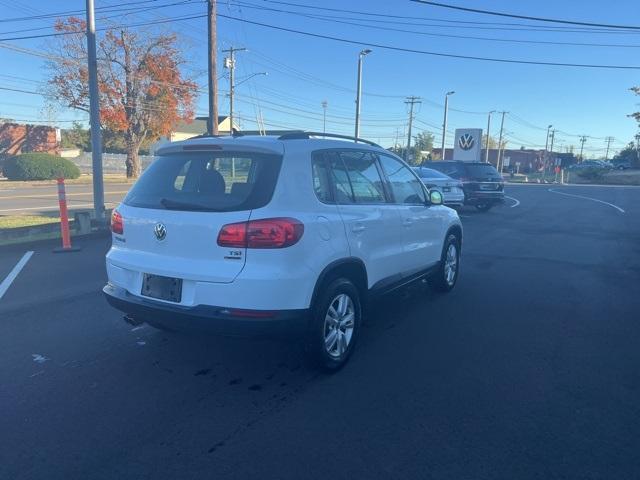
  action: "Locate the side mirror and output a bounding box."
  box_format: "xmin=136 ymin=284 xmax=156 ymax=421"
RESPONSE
xmin=429 ymin=190 xmax=443 ymax=206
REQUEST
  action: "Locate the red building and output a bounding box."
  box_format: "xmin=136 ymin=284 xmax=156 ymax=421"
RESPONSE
xmin=0 ymin=122 xmax=60 ymax=156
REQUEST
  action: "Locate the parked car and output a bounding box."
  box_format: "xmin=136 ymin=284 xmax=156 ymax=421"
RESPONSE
xmin=426 ymin=161 xmax=504 ymax=211
xmin=568 ymin=160 xmax=612 ymax=170
xmin=104 ymin=133 xmax=463 ymax=370
xmin=413 ymin=166 xmax=465 ymax=207
xmin=612 ymin=159 xmax=632 ymax=170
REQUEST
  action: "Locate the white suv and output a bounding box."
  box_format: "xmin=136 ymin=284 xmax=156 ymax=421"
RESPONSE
xmin=104 ymin=132 xmax=462 ymax=370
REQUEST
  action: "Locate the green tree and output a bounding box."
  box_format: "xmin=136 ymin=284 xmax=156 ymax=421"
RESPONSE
xmin=613 ymin=141 xmax=640 ymax=168
xmin=389 ymin=130 xmax=435 ymax=165
xmin=630 ymin=86 xmax=640 ymax=125
xmin=60 ymin=121 xmax=90 ymax=150
xmin=482 ymin=134 xmax=499 ymax=149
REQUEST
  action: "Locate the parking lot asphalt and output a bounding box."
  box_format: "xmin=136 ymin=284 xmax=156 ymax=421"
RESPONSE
xmin=1 ymin=184 xmax=639 ymax=480
xmin=0 ymin=182 xmax=130 ymax=215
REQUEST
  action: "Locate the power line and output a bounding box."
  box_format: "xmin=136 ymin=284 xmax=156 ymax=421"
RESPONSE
xmin=216 ymin=13 xmax=640 ymax=70
xmin=260 ymin=0 xmax=639 ymax=34
xmin=236 ymin=1 xmax=640 ymax=48
xmin=411 ymin=1 xmax=640 ymax=31
xmin=0 ymin=13 xmax=206 ymax=42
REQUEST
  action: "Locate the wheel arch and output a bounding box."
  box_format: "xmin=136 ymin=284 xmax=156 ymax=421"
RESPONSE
xmin=310 ymin=257 xmax=368 ymax=309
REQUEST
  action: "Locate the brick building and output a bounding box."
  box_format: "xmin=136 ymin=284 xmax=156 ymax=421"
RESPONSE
xmin=0 ymin=122 xmax=60 ymax=156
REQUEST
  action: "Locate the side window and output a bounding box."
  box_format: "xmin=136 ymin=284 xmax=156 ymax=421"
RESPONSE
xmin=378 ymin=154 xmax=426 ymax=205
xmin=311 ymin=155 xmax=333 ymax=203
xmin=338 ymin=151 xmax=387 ymax=204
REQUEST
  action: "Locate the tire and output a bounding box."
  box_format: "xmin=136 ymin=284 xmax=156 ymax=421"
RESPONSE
xmin=432 ymin=234 xmax=460 ymax=293
xmin=306 ymin=278 xmax=361 ymax=372
xmin=475 ymin=203 xmax=492 ymax=212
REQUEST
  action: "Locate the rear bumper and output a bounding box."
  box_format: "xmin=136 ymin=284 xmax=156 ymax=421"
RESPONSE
xmin=103 ymin=283 xmax=309 ymax=337
xmin=463 ymin=191 xmax=505 ymax=205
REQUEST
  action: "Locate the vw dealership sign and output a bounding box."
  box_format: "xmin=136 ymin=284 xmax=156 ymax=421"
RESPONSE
xmin=453 ymin=128 xmax=483 ymax=162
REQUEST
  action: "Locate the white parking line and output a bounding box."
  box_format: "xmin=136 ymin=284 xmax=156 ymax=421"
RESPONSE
xmin=0 ymin=251 xmax=34 ymax=300
xmin=548 ymin=188 xmax=625 ymax=214
xmin=505 ymin=195 xmax=520 ymax=208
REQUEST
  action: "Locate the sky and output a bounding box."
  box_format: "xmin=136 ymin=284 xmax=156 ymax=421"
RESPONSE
xmin=0 ymin=0 xmax=639 ymax=156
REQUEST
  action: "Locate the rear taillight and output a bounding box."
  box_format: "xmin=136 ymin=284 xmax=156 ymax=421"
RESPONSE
xmin=217 ymin=218 xmax=304 ymax=249
xmin=111 ymin=210 xmax=123 ymax=234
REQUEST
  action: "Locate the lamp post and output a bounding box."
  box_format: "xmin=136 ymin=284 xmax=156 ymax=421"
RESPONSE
xmin=321 ymin=100 xmax=328 ymax=135
xmin=485 ymin=110 xmax=495 ymax=163
xmin=441 ymin=91 xmax=455 ymax=160
xmin=354 ymin=49 xmax=372 ymax=140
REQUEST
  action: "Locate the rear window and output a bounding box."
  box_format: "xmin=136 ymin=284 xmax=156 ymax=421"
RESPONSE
xmin=464 ymin=164 xmax=500 ymax=177
xmin=413 ymin=167 xmax=449 ymax=179
xmin=427 ymin=162 xmax=463 ymax=178
xmin=123 ymin=151 xmax=282 ymax=212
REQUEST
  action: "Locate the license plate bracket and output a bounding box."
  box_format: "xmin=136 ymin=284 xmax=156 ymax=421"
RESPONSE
xmin=141 ymin=273 xmax=182 ymax=302
xmin=480 ymin=183 xmax=495 ymax=190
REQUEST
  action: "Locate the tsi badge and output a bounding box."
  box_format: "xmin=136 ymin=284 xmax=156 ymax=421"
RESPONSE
xmin=453 ymin=128 xmax=483 ymax=162
xmin=154 ymin=222 xmax=167 ymax=241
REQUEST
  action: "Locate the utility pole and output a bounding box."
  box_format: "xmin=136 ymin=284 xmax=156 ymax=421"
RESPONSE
xmin=85 ymin=0 xmax=104 ymax=221
xmin=496 ymin=111 xmax=507 ymax=172
xmin=485 ymin=110 xmax=495 ymax=163
xmin=635 ymin=133 xmax=640 ymax=165
xmin=354 ymin=49 xmax=372 ymax=140
xmin=321 ymin=100 xmax=328 ymax=135
xmin=207 ymin=0 xmax=219 ymax=135
xmin=222 ymin=46 xmax=246 ymax=134
xmin=579 ymin=135 xmax=587 ymax=161
xmin=404 ymin=96 xmax=421 ymax=163
xmin=441 ymin=91 xmax=455 ymax=160
xmin=549 ymin=129 xmax=556 ymax=155
xmin=604 ymin=136 xmax=614 ymax=160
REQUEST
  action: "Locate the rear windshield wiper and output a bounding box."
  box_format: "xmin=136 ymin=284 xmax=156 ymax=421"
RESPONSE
xmin=160 ymin=198 xmax=222 ymax=211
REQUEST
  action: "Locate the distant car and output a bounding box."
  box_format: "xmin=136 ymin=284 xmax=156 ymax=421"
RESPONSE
xmin=426 ymin=161 xmax=504 ymax=211
xmin=612 ymin=159 xmax=632 ymax=170
xmin=413 ymin=166 xmax=465 ymax=207
xmin=568 ymin=160 xmax=611 ymax=171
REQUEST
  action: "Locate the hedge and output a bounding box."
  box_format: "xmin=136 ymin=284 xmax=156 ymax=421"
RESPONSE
xmin=2 ymin=153 xmax=80 ymax=181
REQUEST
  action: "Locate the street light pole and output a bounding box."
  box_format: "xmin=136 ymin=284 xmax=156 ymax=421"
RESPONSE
xmin=321 ymin=100 xmax=328 ymax=135
xmin=207 ymin=0 xmax=219 ymax=135
xmin=85 ymin=0 xmax=104 ymax=221
xmin=441 ymin=91 xmax=454 ymax=160
xmin=496 ymin=111 xmax=507 ymax=172
xmin=485 ymin=110 xmax=495 ymax=163
xmin=354 ymin=49 xmax=371 ymax=140
xmin=222 ymin=46 xmax=246 ymax=135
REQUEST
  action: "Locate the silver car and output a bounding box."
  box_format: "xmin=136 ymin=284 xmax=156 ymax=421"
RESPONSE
xmin=413 ymin=166 xmax=465 ymax=207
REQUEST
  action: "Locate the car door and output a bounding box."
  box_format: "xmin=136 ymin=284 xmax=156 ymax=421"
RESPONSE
xmin=315 ymin=149 xmax=405 ymax=289
xmin=378 ymin=153 xmax=446 ymax=274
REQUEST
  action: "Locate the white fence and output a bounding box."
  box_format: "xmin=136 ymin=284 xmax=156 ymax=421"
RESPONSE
xmin=70 ymin=152 xmax=154 ymax=174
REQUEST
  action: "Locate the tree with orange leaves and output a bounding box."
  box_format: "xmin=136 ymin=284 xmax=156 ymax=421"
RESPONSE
xmin=47 ymin=18 xmax=198 ymax=177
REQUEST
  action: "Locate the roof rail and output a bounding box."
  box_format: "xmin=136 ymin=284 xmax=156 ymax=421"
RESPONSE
xmin=278 ymin=131 xmax=381 ymax=148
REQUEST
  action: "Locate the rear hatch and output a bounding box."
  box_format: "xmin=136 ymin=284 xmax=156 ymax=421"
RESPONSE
xmin=462 ymin=163 xmax=504 ymax=191
xmin=111 ymin=147 xmax=283 ymax=284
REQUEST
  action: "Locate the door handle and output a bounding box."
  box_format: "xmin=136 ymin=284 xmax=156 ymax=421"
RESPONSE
xmin=403 ymin=218 xmax=414 ymax=227
xmin=352 ymin=224 xmax=365 ymax=233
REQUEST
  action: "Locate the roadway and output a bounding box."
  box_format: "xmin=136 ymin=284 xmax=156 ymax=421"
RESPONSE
xmin=1 ymin=184 xmax=639 ymax=479
xmin=0 ymin=182 xmax=131 ymax=215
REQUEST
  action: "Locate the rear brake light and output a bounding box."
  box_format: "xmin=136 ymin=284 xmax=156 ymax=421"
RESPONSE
xmin=217 ymin=217 xmax=304 ymax=248
xmin=111 ymin=210 xmax=123 ymax=234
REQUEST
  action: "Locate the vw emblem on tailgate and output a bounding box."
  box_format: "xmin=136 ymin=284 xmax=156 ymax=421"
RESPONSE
xmin=458 ymin=133 xmax=475 ymax=151
xmin=154 ymin=223 xmax=167 ymax=241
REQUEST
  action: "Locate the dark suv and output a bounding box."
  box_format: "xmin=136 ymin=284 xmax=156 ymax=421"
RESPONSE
xmin=427 ymin=161 xmax=504 ymax=211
